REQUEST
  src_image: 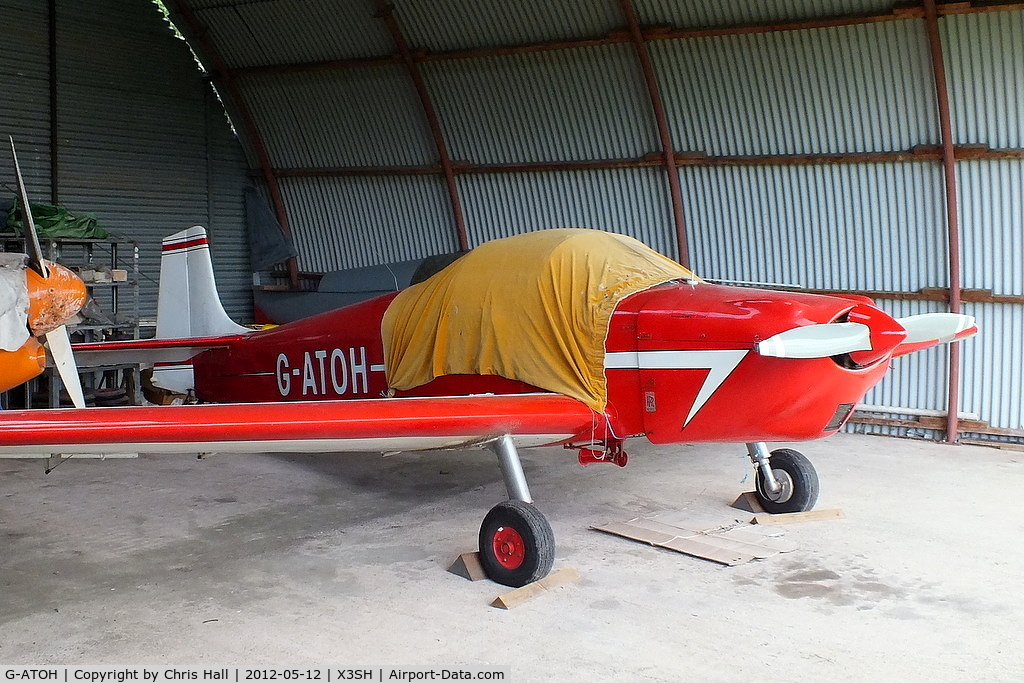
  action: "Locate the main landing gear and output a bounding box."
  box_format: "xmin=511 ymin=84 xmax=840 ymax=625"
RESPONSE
xmin=478 ymin=435 xmax=555 ymax=587
xmin=475 ymin=438 xmax=819 ymax=585
xmin=746 ymin=442 xmax=819 ymax=514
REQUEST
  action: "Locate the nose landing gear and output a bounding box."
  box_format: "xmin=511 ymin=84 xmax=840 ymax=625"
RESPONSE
xmin=746 ymin=443 xmax=819 ymax=514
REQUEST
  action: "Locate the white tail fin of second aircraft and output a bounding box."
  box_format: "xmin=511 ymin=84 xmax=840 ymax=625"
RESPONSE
xmin=153 ymin=226 xmax=249 ymax=395
xmin=156 ymin=226 xmax=250 ymax=339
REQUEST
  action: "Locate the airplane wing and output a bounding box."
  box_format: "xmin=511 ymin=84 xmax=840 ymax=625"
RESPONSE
xmin=0 ymin=393 xmax=603 ymax=457
xmin=70 ymin=334 xmax=244 ymax=366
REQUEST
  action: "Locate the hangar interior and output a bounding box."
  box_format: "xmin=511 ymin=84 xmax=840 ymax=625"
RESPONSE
xmin=2 ymin=2 xmax=1024 ymax=677
xmin=1 ymin=0 xmax=1023 ymax=444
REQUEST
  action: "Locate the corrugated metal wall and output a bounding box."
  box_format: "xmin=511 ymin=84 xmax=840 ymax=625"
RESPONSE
xmin=241 ymin=67 xmax=436 ymax=168
xmin=279 ymin=175 xmax=456 ymax=271
xmin=942 ymin=11 xmax=1024 ymax=436
xmin=424 ymin=46 xmax=656 ymax=165
xmin=649 ymin=22 xmax=939 ymax=155
xmin=457 ymin=168 xmax=675 ymax=255
xmin=0 ymin=0 xmax=251 ymax=323
xmin=398 ymin=0 xmax=624 ymax=49
xmin=637 ymin=0 xmax=899 ymax=27
xmin=943 ymin=11 xmax=1024 ymax=148
xmin=680 ymin=163 xmax=948 ymax=291
xmin=959 ymin=303 xmax=1024 ymax=431
xmin=192 ymin=0 xmax=394 ymax=68
xmin=1 ymin=1 xmax=51 ymax=191
xmin=204 ymin=88 xmax=252 ymax=318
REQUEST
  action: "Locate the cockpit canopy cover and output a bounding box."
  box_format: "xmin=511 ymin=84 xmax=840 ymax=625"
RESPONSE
xmin=382 ymin=228 xmax=695 ymax=411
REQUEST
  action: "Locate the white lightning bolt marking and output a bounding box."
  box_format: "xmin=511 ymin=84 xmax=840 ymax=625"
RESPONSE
xmin=604 ymin=350 xmax=749 ymax=426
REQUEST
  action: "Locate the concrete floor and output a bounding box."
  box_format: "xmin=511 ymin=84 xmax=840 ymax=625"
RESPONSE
xmin=1 ymin=432 xmax=1021 ymax=680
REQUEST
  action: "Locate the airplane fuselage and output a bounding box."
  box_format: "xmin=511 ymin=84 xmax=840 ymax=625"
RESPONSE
xmin=191 ymin=280 xmax=892 ymax=445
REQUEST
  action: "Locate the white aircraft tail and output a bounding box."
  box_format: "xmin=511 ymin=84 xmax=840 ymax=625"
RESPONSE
xmin=156 ymin=226 xmax=250 ymax=339
xmin=153 ymin=226 xmax=249 ymax=394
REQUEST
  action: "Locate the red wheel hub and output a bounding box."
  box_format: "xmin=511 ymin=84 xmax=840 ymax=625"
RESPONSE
xmin=491 ymin=525 xmax=526 ymax=570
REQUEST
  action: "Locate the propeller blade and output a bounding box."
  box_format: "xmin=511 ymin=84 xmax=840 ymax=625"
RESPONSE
xmin=9 ymin=136 xmax=47 ymax=278
xmin=44 ymin=325 xmax=86 ymax=409
xmin=755 ymin=322 xmax=872 ymax=359
xmin=896 ymin=313 xmax=977 ymax=344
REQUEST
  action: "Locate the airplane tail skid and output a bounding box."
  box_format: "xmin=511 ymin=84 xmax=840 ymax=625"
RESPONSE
xmin=154 ymin=226 xmax=250 ymax=393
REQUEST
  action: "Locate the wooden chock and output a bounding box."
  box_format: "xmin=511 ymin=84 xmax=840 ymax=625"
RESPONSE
xmin=731 ymin=491 xmax=765 ymax=513
xmin=490 ymin=567 xmax=580 ymax=609
xmin=448 ymin=551 xmax=487 ymax=581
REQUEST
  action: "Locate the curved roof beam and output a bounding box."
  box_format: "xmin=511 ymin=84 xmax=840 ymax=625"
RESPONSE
xmin=373 ymin=0 xmax=469 ymax=252
xmin=228 ymin=3 xmax=1022 ymax=80
xmin=162 ymin=0 xmax=299 ymax=286
xmin=619 ymin=0 xmax=688 ymax=267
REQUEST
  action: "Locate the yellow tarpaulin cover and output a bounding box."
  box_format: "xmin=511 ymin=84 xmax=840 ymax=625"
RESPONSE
xmin=381 ymin=229 xmax=695 ymax=411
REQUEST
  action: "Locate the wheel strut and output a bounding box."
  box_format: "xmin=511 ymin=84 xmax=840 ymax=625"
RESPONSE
xmin=481 ymin=436 xmax=555 ymax=587
xmin=746 ymin=442 xmax=782 ymax=494
xmin=489 ymin=434 xmax=532 ymax=503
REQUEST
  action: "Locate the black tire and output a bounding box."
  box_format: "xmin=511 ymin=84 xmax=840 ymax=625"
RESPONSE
xmin=478 ymin=500 xmax=555 ymax=587
xmin=754 ymin=448 xmax=819 ymax=514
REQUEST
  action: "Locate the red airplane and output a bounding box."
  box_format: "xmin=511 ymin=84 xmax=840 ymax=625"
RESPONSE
xmin=0 ymin=224 xmax=976 ymax=587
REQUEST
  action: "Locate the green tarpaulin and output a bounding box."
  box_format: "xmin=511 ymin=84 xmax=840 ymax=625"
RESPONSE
xmin=6 ymin=199 xmax=108 ymax=239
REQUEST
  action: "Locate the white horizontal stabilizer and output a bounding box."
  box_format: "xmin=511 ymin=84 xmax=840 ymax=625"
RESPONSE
xmin=755 ymin=322 xmax=872 ymax=359
xmin=896 ymin=313 xmax=976 ymax=344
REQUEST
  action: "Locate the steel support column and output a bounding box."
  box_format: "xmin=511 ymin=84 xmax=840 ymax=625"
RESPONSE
xmin=620 ymin=0 xmax=690 ymax=267
xmin=923 ymin=0 xmax=963 ymax=443
xmin=374 ymin=1 xmax=469 ymax=252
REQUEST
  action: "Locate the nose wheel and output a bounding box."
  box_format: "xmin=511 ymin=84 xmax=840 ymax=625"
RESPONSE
xmin=748 ymin=444 xmax=819 ymax=514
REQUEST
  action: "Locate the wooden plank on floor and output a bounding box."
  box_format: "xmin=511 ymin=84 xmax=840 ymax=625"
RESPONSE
xmin=752 ymin=509 xmax=845 ymax=525
xmin=490 ymin=567 xmax=580 ymax=610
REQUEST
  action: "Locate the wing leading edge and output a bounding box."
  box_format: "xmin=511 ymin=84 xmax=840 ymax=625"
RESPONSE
xmin=0 ymin=393 xmax=602 ymax=457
